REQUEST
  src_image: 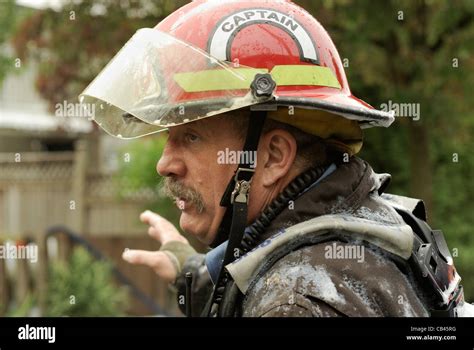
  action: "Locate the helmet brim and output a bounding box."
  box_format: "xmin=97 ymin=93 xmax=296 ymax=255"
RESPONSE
xmin=274 ymin=93 xmax=394 ymax=129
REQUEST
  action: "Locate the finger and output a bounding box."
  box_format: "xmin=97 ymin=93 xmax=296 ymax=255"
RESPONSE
xmin=122 ymin=249 xmax=161 ymax=268
xmin=142 ymin=211 xmax=173 ymax=235
xmin=141 ymin=210 xmax=188 ymax=245
xmin=139 ymin=210 xmax=154 ymax=224
xmin=147 ymin=226 xmax=161 ymax=241
xmin=140 ymin=210 xmax=166 ymax=228
xmin=122 ymin=249 xmax=176 ymax=283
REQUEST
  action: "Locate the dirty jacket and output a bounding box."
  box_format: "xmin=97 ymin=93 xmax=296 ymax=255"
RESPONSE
xmin=175 ymin=158 xmax=429 ymax=317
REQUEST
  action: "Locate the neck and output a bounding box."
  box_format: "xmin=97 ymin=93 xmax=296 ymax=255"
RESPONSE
xmin=249 ymin=167 xmax=305 ymax=224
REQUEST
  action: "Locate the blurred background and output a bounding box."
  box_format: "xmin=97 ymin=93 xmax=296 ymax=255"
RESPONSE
xmin=0 ymin=0 xmax=472 ymax=316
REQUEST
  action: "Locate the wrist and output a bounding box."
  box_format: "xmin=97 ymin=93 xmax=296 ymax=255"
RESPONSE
xmin=159 ymin=241 xmax=197 ymax=275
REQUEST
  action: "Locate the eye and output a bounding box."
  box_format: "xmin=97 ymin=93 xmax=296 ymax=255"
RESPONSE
xmin=185 ymin=132 xmax=200 ymax=143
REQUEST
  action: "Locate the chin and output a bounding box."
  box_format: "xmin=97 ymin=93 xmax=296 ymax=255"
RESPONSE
xmin=179 ymin=211 xmax=210 ymax=244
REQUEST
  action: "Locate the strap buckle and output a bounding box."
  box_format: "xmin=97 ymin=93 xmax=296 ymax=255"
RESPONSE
xmin=230 ymin=168 xmax=255 ymax=204
xmin=233 ymin=167 xmax=255 ymax=182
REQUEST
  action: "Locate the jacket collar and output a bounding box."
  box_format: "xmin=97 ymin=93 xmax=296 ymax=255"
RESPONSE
xmin=263 ymin=157 xmax=385 ymax=239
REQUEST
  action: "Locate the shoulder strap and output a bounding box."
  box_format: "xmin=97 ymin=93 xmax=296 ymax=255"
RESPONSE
xmin=393 ymin=207 xmax=463 ymax=317
xmin=226 ymin=214 xmax=414 ymax=294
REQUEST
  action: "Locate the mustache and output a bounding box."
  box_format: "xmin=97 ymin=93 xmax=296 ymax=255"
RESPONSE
xmin=161 ymin=178 xmax=205 ymax=214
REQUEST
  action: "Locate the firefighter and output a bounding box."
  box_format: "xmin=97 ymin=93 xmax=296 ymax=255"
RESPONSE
xmin=81 ymin=0 xmax=468 ymax=317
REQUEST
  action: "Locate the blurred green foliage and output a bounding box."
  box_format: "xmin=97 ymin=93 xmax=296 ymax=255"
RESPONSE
xmin=46 ymin=247 xmax=128 ymax=316
xmin=0 ymin=0 xmax=34 ymax=82
xmin=0 ymin=0 xmax=15 ymax=82
xmin=7 ymin=0 xmax=188 ymax=110
xmin=3 ymin=294 xmax=36 ymax=317
xmin=117 ymin=135 xmax=181 ymax=224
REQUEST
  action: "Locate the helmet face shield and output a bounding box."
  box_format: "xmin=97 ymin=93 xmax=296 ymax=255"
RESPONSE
xmin=80 ymin=28 xmax=270 ymax=138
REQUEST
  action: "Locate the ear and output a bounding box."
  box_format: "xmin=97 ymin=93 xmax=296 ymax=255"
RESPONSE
xmin=258 ymin=129 xmax=297 ymax=187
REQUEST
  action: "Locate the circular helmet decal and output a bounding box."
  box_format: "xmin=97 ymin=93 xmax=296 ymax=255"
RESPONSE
xmin=207 ymin=8 xmax=319 ymax=65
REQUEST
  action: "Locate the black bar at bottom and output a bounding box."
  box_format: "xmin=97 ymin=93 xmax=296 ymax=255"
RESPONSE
xmin=0 ymin=317 xmax=472 ymax=347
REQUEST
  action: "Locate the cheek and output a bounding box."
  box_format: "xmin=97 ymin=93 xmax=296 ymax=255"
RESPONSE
xmin=213 ymin=164 xmax=236 ymax=197
xmin=204 ymin=169 xmax=228 ymax=214
xmin=185 ymin=160 xmax=225 ymax=215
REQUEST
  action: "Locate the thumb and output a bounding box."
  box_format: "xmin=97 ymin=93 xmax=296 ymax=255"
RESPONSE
xmin=122 ymin=249 xmax=177 ymax=283
xmin=122 ymin=248 xmax=158 ymax=265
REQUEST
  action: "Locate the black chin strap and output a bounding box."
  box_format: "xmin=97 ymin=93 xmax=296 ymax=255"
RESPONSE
xmin=210 ymin=110 xmax=267 ymax=248
xmin=203 ymin=110 xmax=267 ymax=316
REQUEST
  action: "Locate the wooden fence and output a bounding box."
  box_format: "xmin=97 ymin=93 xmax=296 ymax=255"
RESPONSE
xmin=0 ymin=140 xmax=180 ymax=316
xmin=0 ymin=233 xmax=179 ymax=316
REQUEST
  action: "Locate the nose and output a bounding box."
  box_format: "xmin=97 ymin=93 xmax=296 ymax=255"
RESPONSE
xmin=156 ymin=141 xmax=186 ymax=178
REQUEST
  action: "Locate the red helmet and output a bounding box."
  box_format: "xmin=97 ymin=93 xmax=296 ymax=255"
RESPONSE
xmin=80 ymin=0 xmax=394 ymax=139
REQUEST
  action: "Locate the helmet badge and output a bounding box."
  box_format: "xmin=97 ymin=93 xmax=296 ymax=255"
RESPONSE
xmin=208 ymin=8 xmax=319 ymax=65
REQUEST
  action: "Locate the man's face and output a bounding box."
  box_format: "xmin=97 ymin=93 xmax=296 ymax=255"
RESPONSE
xmin=157 ymin=115 xmax=243 ymax=245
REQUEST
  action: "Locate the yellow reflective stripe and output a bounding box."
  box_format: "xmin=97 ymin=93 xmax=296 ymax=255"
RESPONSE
xmin=174 ymin=68 xmax=268 ymax=92
xmin=174 ymin=65 xmax=341 ymax=92
xmin=270 ymin=65 xmax=341 ymax=89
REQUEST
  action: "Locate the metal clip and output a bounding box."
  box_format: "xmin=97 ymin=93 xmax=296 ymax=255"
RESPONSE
xmin=231 ymin=180 xmax=251 ymax=204
xmin=230 ymin=168 xmax=255 ymax=204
